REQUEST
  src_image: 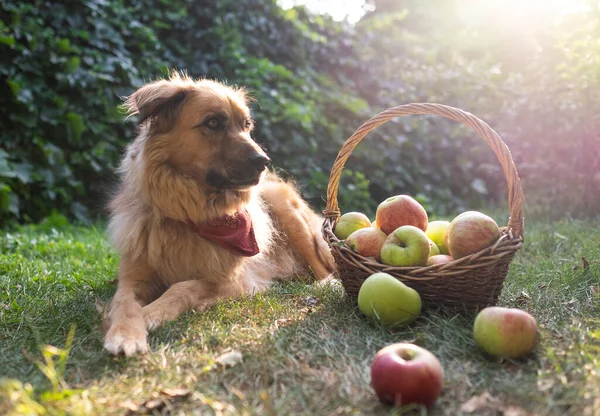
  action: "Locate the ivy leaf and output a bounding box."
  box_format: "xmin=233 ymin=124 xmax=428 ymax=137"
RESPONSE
xmin=64 ymin=112 xmax=85 ymax=142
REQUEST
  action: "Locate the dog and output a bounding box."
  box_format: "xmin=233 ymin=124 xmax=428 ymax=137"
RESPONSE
xmin=102 ymin=73 xmax=336 ymax=356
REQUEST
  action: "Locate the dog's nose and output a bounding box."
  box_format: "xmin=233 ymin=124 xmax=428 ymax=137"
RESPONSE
xmin=248 ymin=153 xmax=270 ymax=171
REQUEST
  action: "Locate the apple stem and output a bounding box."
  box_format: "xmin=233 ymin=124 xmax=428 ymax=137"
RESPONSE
xmin=399 ymin=349 xmax=416 ymax=360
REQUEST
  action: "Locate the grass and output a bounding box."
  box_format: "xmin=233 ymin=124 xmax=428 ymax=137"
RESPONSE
xmin=0 ymin=217 xmax=599 ymax=415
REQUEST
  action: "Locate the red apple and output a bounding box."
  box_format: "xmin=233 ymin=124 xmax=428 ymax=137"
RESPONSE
xmin=445 ymin=211 xmax=500 ymax=259
xmin=473 ymin=306 xmax=538 ymax=358
xmin=375 ymin=195 xmax=428 ymax=235
xmin=426 ymin=254 xmax=454 ymax=266
xmin=371 ymin=343 xmax=444 ymax=408
xmin=345 ymin=227 xmax=387 ymax=261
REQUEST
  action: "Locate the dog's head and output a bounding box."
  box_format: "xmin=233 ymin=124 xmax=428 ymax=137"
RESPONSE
xmin=125 ymin=73 xmax=270 ymax=193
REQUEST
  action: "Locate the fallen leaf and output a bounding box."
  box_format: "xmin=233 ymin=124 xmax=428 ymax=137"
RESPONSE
xmin=143 ymin=399 xmax=164 ymax=410
xmin=124 ymin=398 xmax=166 ymax=415
xmin=460 ymin=392 xmax=500 ymax=413
xmin=582 ymin=257 xmax=589 ymax=269
xmin=516 ymin=291 xmax=531 ymax=307
xmin=215 ymin=350 xmax=243 ymax=368
xmin=160 ymin=388 xmax=191 ymax=398
xmin=305 ymin=296 xmax=319 ymax=307
xmin=270 ymin=318 xmax=294 ymax=333
xmin=120 ymin=400 xmax=140 ymax=412
xmin=591 ymin=286 xmax=599 ymax=296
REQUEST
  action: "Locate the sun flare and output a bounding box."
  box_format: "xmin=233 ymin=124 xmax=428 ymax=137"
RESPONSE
xmin=469 ymin=0 xmax=591 ymax=22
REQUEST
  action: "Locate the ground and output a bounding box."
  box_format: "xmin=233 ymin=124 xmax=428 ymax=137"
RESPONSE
xmin=0 ymin=217 xmax=599 ymax=415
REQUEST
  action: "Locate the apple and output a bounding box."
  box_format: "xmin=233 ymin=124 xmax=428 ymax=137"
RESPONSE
xmin=473 ymin=306 xmax=538 ymax=358
xmin=380 ymin=226 xmax=430 ymax=267
xmin=426 ymin=254 xmax=454 ymax=266
xmin=345 ymin=227 xmax=387 ymax=261
xmin=375 ymin=195 xmax=428 ymax=234
xmin=445 ymin=211 xmax=500 ymax=259
xmin=357 ymin=272 xmax=422 ymax=327
xmin=334 ymin=212 xmax=371 ymax=240
xmin=428 ymin=237 xmax=440 ymax=257
xmin=425 ymin=220 xmax=451 ymax=255
xmin=371 ymin=343 xmax=444 ymax=408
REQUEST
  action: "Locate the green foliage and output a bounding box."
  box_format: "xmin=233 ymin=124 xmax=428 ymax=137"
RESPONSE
xmin=1 ymin=0 xmax=598 ymax=224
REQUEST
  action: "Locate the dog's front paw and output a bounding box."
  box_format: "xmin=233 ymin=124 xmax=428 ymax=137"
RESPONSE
xmin=104 ymin=323 xmax=148 ymax=356
xmin=142 ymin=304 xmax=171 ymax=331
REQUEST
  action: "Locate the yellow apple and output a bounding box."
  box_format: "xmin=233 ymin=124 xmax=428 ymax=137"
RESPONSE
xmin=425 ymin=221 xmax=450 ymax=255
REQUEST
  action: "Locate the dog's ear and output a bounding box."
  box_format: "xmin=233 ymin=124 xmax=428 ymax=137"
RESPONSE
xmin=124 ymin=80 xmax=188 ymax=133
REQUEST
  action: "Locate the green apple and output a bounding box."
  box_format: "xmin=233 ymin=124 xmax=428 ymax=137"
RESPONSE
xmin=425 ymin=221 xmax=451 ymax=255
xmin=334 ymin=212 xmax=371 ymax=240
xmin=428 ymin=237 xmax=440 ymax=257
xmin=446 ymin=211 xmax=500 ymax=259
xmin=358 ymin=272 xmax=422 ymax=327
xmin=380 ymin=226 xmax=431 ymax=267
xmin=473 ymin=306 xmax=538 ymax=358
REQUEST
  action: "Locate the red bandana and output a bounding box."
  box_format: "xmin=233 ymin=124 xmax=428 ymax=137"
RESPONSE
xmin=191 ymin=209 xmax=260 ymax=257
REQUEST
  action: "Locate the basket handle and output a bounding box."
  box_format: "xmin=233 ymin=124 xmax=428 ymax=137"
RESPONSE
xmin=323 ymin=103 xmax=525 ymax=238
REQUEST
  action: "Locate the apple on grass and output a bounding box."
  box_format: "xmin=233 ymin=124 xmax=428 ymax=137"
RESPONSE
xmin=345 ymin=227 xmax=387 ymax=261
xmin=357 ymin=273 xmax=421 ymax=327
xmin=446 ymin=211 xmax=500 ymax=259
xmin=375 ymin=195 xmax=428 ymax=235
xmin=334 ymin=212 xmax=372 ymax=240
xmin=380 ymin=226 xmax=431 ymax=267
xmin=425 ymin=220 xmax=451 ymax=255
xmin=426 ymin=254 xmax=454 ymax=266
xmin=371 ymin=343 xmax=444 ymax=408
xmin=473 ymin=306 xmax=538 ymax=358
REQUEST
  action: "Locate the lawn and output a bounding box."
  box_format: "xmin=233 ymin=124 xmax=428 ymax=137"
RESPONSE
xmin=1 ymin=217 xmax=599 ymax=415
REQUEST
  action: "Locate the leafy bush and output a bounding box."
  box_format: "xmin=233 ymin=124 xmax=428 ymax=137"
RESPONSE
xmin=1 ymin=0 xmax=598 ymax=225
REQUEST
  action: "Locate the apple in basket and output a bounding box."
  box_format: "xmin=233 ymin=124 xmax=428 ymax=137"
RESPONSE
xmin=473 ymin=307 xmax=538 ymax=358
xmin=426 ymin=254 xmax=454 ymax=266
xmin=334 ymin=212 xmax=371 ymax=240
xmin=427 ymin=237 xmax=440 ymax=257
xmin=370 ymin=343 xmax=444 ymax=408
xmin=375 ymin=195 xmax=428 ymax=234
xmin=425 ymin=220 xmax=451 ymax=255
xmin=345 ymin=227 xmax=387 ymax=261
xmin=380 ymin=226 xmax=431 ymax=267
xmin=445 ymin=211 xmax=500 ymax=259
xmin=357 ymin=272 xmax=422 ymax=327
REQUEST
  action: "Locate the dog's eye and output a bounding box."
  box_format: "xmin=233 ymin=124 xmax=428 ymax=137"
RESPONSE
xmin=205 ymin=117 xmax=224 ymax=130
xmin=244 ymin=118 xmax=253 ymax=130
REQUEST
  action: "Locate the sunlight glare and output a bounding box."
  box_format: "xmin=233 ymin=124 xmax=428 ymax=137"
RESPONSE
xmin=473 ymin=0 xmax=590 ymax=20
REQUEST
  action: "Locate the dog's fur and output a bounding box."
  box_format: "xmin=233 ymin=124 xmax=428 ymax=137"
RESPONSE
xmin=103 ymin=73 xmax=336 ymax=356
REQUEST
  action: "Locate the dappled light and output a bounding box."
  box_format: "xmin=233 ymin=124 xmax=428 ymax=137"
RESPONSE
xmin=1 ymin=1 xmax=599 ymax=415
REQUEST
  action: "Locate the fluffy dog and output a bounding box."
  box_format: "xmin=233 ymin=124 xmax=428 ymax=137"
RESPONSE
xmin=103 ymin=73 xmax=336 ymax=356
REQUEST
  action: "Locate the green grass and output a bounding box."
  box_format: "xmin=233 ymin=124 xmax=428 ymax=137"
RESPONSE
xmin=1 ymin=218 xmax=599 ymax=415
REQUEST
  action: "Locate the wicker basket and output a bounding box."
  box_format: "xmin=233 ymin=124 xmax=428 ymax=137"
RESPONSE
xmin=321 ymin=103 xmax=525 ymax=313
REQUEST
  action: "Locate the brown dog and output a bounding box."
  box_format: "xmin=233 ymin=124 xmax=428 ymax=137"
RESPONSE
xmin=102 ymin=73 xmax=336 ymax=356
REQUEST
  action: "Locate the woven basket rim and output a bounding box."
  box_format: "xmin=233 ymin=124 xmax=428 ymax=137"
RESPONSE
xmin=322 ymin=102 xmax=525 ymax=239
